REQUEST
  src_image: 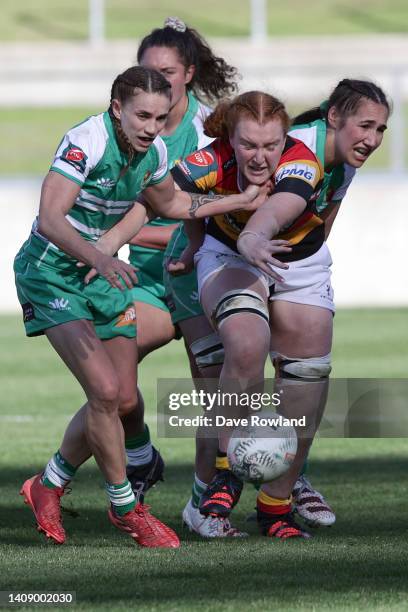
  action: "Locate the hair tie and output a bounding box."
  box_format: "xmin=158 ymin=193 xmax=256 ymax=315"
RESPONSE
xmin=164 ymin=16 xmax=187 ymax=32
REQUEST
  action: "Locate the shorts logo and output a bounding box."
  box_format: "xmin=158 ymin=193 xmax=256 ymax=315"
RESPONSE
xmin=22 ymin=302 xmax=35 ymax=322
xmin=275 ymin=162 xmax=317 ymax=185
xmin=60 ymin=143 xmax=88 ymax=174
xmin=115 ymin=305 xmax=137 ymax=328
xmin=189 ymin=150 xmax=214 ymax=167
xmin=189 ymin=291 xmax=199 ymax=303
xmin=49 ymin=298 xmax=70 ymax=311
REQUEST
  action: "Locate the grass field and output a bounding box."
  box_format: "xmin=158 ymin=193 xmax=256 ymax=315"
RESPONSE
xmin=1 ymin=310 xmax=408 ymax=610
xmin=2 ymin=0 xmax=408 ymax=41
xmin=0 ymin=105 xmax=401 ymax=177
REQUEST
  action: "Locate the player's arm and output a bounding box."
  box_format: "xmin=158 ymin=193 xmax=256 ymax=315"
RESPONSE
xmin=321 ymin=201 xmax=341 ymax=239
xmin=237 ymin=191 xmax=307 ymax=279
xmin=38 ymin=171 xmax=137 ymax=289
xmin=166 ymin=219 xmax=205 ymax=276
xmin=129 ymin=223 xmax=180 ymax=250
xmin=142 ymin=174 xmax=262 ymax=220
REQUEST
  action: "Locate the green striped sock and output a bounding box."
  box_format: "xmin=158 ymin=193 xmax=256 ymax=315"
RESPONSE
xmin=191 ymin=474 xmax=208 ymax=508
xmin=125 ymin=425 xmax=153 ymax=467
xmin=106 ymin=479 xmax=136 ymax=516
xmin=42 ymin=450 xmax=77 ymax=489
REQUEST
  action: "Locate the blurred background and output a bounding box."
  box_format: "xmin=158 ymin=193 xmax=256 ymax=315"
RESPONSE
xmin=1 ymin=0 xmax=408 ymax=310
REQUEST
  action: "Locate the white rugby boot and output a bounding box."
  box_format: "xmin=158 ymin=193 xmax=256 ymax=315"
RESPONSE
xmin=293 ymin=475 xmax=336 ymax=527
xmin=182 ymin=498 xmax=248 ymax=538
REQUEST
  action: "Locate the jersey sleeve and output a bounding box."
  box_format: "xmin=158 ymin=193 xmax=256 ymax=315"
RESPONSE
xmin=329 ymin=164 xmax=356 ymax=203
xmin=171 ymin=142 xmax=220 ymax=194
xmin=50 ymin=115 xmax=107 ymax=186
xmin=273 ymin=139 xmax=324 ymax=201
xmin=193 ymin=102 xmax=214 ymax=150
xmin=148 ymin=136 xmax=169 ymax=185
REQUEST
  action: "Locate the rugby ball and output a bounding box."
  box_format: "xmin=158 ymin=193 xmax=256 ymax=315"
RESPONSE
xmin=227 ymin=413 xmax=297 ymax=483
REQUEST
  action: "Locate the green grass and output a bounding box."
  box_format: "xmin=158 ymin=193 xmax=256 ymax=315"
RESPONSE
xmin=0 ymin=105 xmax=400 ymax=176
xmin=0 ymin=107 xmax=102 ymax=177
xmin=1 ymin=310 xmax=408 ymax=610
xmin=1 ymin=0 xmax=408 ymax=41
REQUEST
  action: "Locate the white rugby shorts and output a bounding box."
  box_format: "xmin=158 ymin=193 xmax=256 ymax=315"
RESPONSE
xmin=195 ymin=235 xmax=335 ymax=312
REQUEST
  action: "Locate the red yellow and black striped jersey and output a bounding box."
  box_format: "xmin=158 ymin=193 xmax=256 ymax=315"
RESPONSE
xmin=172 ymin=136 xmax=325 ymax=261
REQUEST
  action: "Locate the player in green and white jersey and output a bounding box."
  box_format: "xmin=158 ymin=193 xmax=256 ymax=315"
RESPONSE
xmin=122 ymin=19 xmax=247 ymax=537
xmin=15 ymin=65 xmax=258 ymax=548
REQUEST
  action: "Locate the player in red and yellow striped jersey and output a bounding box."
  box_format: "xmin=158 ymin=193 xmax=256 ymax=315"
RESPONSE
xmin=172 ymin=85 xmax=389 ymax=539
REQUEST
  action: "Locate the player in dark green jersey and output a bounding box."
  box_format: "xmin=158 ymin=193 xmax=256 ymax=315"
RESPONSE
xmin=15 ymin=65 xmax=259 ymax=548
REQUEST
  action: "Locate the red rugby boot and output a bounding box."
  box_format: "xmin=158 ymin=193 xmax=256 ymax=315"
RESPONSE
xmin=108 ymin=503 xmax=180 ymax=548
xmin=20 ymin=474 xmax=66 ymax=544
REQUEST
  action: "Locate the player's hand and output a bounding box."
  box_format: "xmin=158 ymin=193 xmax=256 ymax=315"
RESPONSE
xmin=240 ymin=183 xmax=271 ymax=212
xmin=90 ymin=252 xmax=138 ymax=289
xmin=237 ymin=233 xmax=292 ymax=281
xmin=166 ymin=245 xmax=195 ymax=276
xmin=77 ymin=238 xmax=138 ymax=287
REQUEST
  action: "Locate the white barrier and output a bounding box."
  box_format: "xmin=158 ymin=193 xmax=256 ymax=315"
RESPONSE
xmin=2 ymin=174 xmax=407 ymax=314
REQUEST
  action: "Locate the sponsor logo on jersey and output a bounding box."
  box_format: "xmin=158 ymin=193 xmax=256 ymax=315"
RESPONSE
xmin=275 ymin=161 xmax=317 ymax=185
xmin=222 ymin=156 xmax=236 ymax=172
xmin=22 ymin=302 xmax=35 ymax=322
xmin=96 ymin=177 xmax=116 ymax=189
xmin=189 ymin=150 xmax=214 ymax=167
xmin=141 ymin=170 xmax=152 ymax=188
xmin=60 ymin=143 xmax=88 ymax=174
xmin=115 ymin=305 xmax=137 ymax=328
xmin=49 ymin=298 xmax=70 ymax=311
xmin=175 ymin=160 xmax=192 ymax=177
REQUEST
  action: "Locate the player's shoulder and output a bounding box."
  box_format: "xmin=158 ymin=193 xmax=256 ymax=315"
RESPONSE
xmin=189 ymin=95 xmax=214 ymax=148
xmin=151 ymin=134 xmax=167 ymax=159
xmin=66 ymin=112 xmax=109 ymax=143
xmin=282 ymin=135 xmax=321 ymax=167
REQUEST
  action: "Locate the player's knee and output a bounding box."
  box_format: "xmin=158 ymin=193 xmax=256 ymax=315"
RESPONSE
xmin=212 ymin=289 xmax=269 ymax=331
xmin=88 ymin=377 xmax=120 ymax=413
xmin=190 ymin=332 xmax=225 ymax=370
xmin=118 ymin=390 xmax=139 ymax=418
xmin=218 ymin=330 xmax=268 ymax=380
xmin=272 ymin=352 xmax=332 ymax=381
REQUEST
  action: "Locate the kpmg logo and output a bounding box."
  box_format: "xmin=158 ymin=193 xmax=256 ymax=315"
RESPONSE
xmin=275 ymin=162 xmax=317 ymax=184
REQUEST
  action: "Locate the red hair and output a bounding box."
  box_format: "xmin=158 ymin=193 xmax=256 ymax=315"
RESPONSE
xmin=204 ymin=91 xmax=290 ymax=140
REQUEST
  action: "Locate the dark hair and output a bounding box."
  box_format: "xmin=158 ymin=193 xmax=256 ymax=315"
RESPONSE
xmin=137 ymin=17 xmax=238 ymax=102
xmin=292 ymin=78 xmax=391 ymax=126
xmin=204 ymin=91 xmax=290 ymax=141
xmin=109 ymin=66 xmax=171 ymax=167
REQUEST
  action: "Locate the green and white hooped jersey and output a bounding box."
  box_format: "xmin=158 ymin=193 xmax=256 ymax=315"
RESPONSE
xmin=289 ymin=115 xmax=356 ymax=214
xmin=151 ymin=93 xmax=213 ymax=262
xmin=32 ymin=111 xmax=168 ymax=254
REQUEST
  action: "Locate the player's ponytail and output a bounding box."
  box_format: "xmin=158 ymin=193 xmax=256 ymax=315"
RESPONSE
xmin=137 ymin=18 xmax=238 ymax=102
